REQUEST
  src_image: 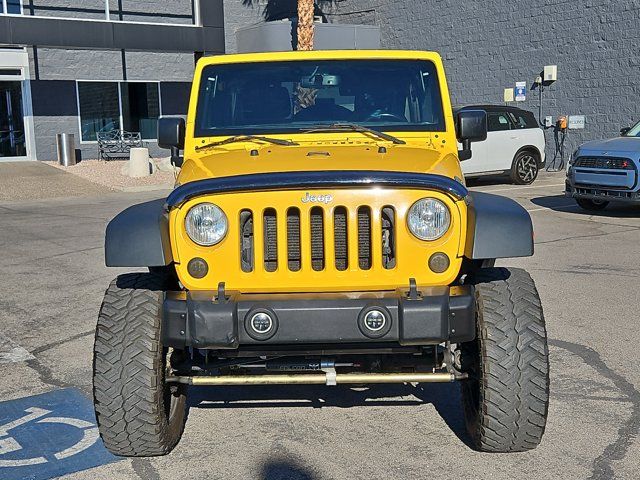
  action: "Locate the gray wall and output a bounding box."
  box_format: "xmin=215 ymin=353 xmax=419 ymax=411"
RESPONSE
xmin=225 ymin=0 xmax=640 ymax=161
xmin=223 ymin=1 xmax=266 ymax=54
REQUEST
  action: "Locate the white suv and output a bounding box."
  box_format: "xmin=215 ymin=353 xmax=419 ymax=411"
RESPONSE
xmin=457 ymin=105 xmax=546 ymax=184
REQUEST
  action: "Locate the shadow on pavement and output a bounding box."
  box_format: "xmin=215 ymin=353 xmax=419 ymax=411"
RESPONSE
xmin=261 ymin=460 xmax=317 ymax=480
xmin=531 ymin=194 xmax=640 ymax=217
xmin=465 ymin=176 xmax=509 ymax=187
xmin=186 ymin=381 xmax=472 ymax=448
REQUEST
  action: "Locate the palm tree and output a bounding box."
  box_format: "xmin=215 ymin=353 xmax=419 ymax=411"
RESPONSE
xmin=296 ymin=0 xmax=315 ymax=50
xmin=241 ymin=0 xmax=335 ymax=50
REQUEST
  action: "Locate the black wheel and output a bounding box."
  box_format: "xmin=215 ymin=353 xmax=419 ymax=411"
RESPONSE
xmin=576 ymin=198 xmax=609 ymax=211
xmin=93 ymin=273 xmax=187 ymax=456
xmin=459 ymin=267 xmax=549 ymax=452
xmin=510 ymin=151 xmax=539 ymax=185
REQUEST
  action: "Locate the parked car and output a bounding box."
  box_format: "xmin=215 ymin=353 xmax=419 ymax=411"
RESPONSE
xmin=565 ymin=120 xmax=640 ymax=210
xmin=456 ymin=105 xmax=546 ymax=184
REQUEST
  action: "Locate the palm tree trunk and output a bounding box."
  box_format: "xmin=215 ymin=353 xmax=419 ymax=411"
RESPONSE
xmin=297 ymin=0 xmax=315 ymax=50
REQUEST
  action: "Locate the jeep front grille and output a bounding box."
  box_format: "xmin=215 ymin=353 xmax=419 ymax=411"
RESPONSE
xmin=239 ymin=205 xmax=396 ymax=273
xmin=286 ymin=208 xmax=301 ymax=271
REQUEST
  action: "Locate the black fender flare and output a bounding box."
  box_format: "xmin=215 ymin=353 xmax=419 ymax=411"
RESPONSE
xmin=464 ymin=191 xmax=534 ymax=259
xmin=104 ymin=198 xmax=173 ymax=267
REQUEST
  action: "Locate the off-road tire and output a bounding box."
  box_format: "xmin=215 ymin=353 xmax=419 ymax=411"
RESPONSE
xmin=576 ymin=198 xmax=609 ymax=211
xmin=460 ymin=267 xmax=549 ymax=452
xmin=93 ymin=272 xmax=187 ymax=456
xmin=510 ymin=151 xmax=540 ymax=185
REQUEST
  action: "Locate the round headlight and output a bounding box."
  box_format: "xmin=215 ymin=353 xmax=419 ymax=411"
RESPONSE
xmin=407 ymin=198 xmax=451 ymax=241
xmin=185 ymin=203 xmax=227 ymax=246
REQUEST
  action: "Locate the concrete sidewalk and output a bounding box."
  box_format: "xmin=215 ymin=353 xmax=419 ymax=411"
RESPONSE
xmin=0 ymin=162 xmax=112 ymax=202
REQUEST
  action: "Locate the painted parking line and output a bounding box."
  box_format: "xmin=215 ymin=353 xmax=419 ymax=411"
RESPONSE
xmin=0 ymin=388 xmax=121 ymax=480
xmin=0 ymin=334 xmax=34 ymax=364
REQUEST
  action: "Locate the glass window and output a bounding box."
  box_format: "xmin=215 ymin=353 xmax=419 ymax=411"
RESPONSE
xmin=509 ymin=110 xmax=538 ymax=129
xmin=78 ymin=82 xmax=120 ymax=142
xmin=77 ymin=81 xmax=161 ymax=141
xmin=6 ymin=0 xmax=23 ymax=14
xmin=195 ymin=60 xmax=445 ymax=137
xmin=624 ymin=120 xmax=640 ymax=137
xmin=120 ymin=82 xmax=160 ymax=140
xmin=487 ymin=112 xmax=512 ymax=132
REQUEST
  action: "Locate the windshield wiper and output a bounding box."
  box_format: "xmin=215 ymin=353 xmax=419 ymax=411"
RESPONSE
xmin=195 ymin=134 xmax=298 ymax=151
xmin=304 ymin=123 xmax=406 ymax=145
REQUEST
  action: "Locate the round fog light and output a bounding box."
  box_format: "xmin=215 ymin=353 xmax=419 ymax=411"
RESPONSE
xmin=187 ymin=257 xmax=208 ymax=278
xmin=245 ymin=309 xmax=279 ymax=341
xmin=364 ymin=310 xmax=386 ymax=332
xmin=428 ymin=252 xmax=450 ymax=273
xmin=358 ymin=306 xmax=392 ymax=339
xmin=250 ymin=312 xmax=273 ymax=334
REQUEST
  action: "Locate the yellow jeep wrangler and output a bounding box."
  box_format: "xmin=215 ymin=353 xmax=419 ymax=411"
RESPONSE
xmin=93 ymin=50 xmax=549 ymax=456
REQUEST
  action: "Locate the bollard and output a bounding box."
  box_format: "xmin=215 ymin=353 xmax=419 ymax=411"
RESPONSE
xmin=129 ymin=147 xmax=151 ymax=178
xmin=56 ymin=133 xmax=76 ymax=166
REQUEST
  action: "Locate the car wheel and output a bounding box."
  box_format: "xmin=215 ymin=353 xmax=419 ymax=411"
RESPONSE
xmin=510 ymin=151 xmax=539 ymax=185
xmin=576 ymin=198 xmax=609 ymax=211
xmin=93 ymin=272 xmax=187 ymax=456
xmin=459 ymin=267 xmax=549 ymax=452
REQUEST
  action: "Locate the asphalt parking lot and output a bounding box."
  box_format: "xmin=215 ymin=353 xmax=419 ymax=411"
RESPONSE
xmin=1 ymin=168 xmax=639 ymax=480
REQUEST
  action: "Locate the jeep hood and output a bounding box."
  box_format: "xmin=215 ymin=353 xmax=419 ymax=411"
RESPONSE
xmin=578 ymin=136 xmax=640 ymax=154
xmin=178 ymin=144 xmax=460 ymax=185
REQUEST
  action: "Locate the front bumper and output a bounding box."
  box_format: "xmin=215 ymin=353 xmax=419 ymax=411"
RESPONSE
xmin=565 ymin=182 xmax=640 ymax=203
xmin=162 ymin=285 xmax=475 ymax=349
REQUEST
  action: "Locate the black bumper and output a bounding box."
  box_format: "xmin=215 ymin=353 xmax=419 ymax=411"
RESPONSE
xmin=162 ymin=286 xmax=475 ymax=349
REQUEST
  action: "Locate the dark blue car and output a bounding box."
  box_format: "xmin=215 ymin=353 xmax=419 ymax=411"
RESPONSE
xmin=565 ymin=120 xmax=640 ymax=210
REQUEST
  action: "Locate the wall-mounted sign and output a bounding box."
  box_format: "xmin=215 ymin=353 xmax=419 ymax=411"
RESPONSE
xmin=504 ymin=88 xmax=514 ymax=102
xmin=515 ymin=81 xmax=526 ymax=102
xmin=568 ymin=115 xmax=585 ymax=129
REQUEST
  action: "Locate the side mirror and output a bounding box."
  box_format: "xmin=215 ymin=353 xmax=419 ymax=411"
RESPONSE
xmin=158 ymin=117 xmax=185 ymax=167
xmin=456 ymin=110 xmax=487 ymax=161
xmin=620 ymin=127 xmax=631 ymax=136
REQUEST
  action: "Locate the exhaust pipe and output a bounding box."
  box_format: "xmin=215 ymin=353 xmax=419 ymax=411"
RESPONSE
xmin=167 ymin=372 xmax=464 ymax=386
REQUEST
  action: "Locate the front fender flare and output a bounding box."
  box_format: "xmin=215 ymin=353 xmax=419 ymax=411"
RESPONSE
xmin=105 ymin=198 xmax=173 ymax=267
xmin=464 ymin=192 xmax=534 ymax=259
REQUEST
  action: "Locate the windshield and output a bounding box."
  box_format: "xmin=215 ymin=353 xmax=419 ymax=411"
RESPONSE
xmin=194 ymin=60 xmax=445 ymax=137
xmin=624 ymin=120 xmax=640 ymax=137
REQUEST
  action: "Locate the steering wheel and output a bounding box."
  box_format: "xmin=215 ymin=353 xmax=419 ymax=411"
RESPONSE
xmin=365 ymin=112 xmax=407 ymax=122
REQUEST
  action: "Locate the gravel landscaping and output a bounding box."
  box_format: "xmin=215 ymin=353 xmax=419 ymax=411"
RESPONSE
xmin=45 ymin=159 xmax=176 ymax=191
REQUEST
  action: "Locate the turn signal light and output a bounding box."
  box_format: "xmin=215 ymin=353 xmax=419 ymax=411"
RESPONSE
xmin=187 ymin=257 xmax=208 ymax=279
xmin=428 ymin=252 xmax=450 ymax=273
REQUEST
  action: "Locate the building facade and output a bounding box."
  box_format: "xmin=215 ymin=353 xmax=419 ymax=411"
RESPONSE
xmin=0 ymin=0 xmax=224 ymax=161
xmin=3 ymin=1 xmax=638 ymax=162
xmin=224 ymin=1 xmax=640 ymax=159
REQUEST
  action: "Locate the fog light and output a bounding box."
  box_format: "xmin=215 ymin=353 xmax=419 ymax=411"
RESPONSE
xmin=363 ymin=310 xmax=386 ymax=332
xmin=187 ymin=257 xmax=208 ymax=278
xmin=428 ymin=252 xmax=450 ymax=273
xmin=245 ymin=309 xmax=279 ymax=340
xmin=358 ymin=306 xmax=392 ymax=339
xmin=250 ymin=312 xmax=273 ymax=334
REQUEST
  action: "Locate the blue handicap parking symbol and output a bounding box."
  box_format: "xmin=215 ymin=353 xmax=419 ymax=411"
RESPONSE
xmin=0 ymin=388 xmax=121 ymax=480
